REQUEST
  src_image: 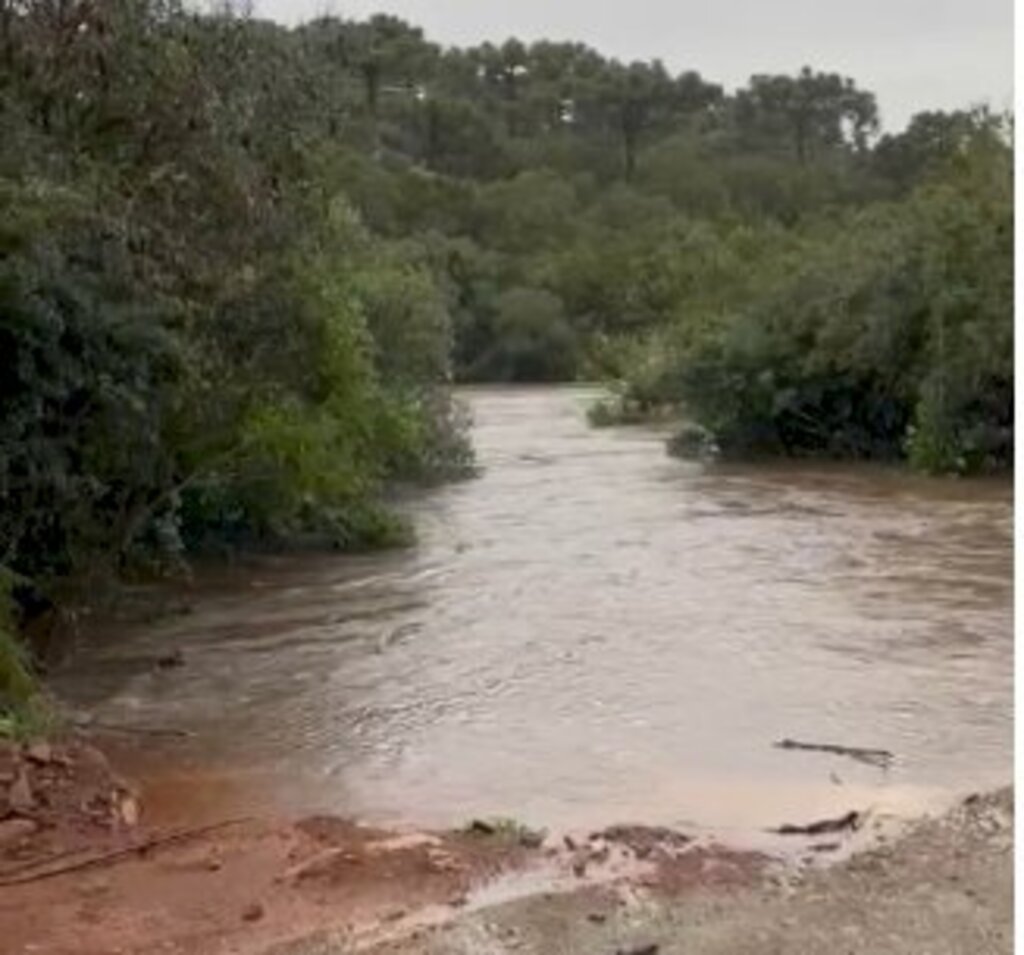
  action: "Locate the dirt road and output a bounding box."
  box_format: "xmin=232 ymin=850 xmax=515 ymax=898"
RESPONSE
xmin=336 ymin=789 xmax=1013 ymax=955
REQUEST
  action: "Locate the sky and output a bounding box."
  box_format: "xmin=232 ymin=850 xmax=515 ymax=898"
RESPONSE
xmin=249 ymin=0 xmax=1013 ymax=132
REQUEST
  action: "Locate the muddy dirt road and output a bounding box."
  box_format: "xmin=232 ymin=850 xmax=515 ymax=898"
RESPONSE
xmin=352 ymin=789 xmax=1014 ymax=955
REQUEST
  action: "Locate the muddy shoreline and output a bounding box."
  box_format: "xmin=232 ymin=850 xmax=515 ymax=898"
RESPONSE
xmin=0 ymin=736 xmax=1011 ymax=955
xmin=358 ymin=788 xmax=1013 ymax=955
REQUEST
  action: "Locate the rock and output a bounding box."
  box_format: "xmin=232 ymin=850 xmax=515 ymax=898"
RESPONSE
xmin=0 ymin=818 xmax=38 ymax=846
xmin=8 ymin=772 xmax=34 ymax=812
xmin=616 ymin=945 xmax=659 ymax=955
xmin=241 ymin=902 xmax=264 ymax=922
xmin=468 ymin=819 xmax=495 ymax=835
xmin=119 ymin=796 xmax=140 ymax=827
xmin=24 ymin=742 xmax=52 ymax=765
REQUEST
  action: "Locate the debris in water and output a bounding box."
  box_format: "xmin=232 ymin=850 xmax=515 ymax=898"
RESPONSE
xmin=772 ymin=810 xmax=862 ymax=836
xmin=773 ymin=738 xmax=893 ymax=768
xmin=156 ymin=649 xmax=185 ymax=669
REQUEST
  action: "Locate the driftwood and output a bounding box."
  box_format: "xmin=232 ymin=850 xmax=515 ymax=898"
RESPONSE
xmin=774 ymin=738 xmax=893 ymax=768
xmin=0 ymin=818 xmax=249 ymax=886
xmin=771 ymin=810 xmax=862 ymax=836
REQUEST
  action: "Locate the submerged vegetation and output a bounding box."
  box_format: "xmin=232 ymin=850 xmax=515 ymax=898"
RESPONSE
xmin=0 ymin=1 xmax=1012 ymax=716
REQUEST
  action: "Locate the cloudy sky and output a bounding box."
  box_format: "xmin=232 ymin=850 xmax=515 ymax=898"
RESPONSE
xmin=250 ymin=0 xmax=1012 ymax=132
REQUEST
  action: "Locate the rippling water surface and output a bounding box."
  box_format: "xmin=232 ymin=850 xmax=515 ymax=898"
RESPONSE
xmin=57 ymin=387 xmax=1013 ymax=836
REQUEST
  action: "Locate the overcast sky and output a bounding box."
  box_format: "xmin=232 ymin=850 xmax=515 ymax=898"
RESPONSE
xmin=250 ymin=0 xmax=1012 ymax=132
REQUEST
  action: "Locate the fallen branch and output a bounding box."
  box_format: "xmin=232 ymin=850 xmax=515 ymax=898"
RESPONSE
xmin=0 ymin=844 xmax=94 ymax=881
xmin=0 ymin=818 xmax=250 ymax=886
xmin=773 ymin=738 xmax=893 ymax=768
xmin=771 ymin=810 xmax=862 ymax=836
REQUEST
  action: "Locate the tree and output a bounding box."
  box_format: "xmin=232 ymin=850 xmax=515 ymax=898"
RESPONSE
xmin=735 ymin=67 xmax=878 ymax=163
xmin=874 ymin=108 xmax=999 ymax=192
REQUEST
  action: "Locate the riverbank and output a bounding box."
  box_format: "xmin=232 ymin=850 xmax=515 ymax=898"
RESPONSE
xmin=0 ymin=736 xmax=1011 ymax=955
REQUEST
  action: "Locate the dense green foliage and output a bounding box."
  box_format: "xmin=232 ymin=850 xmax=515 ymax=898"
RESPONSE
xmin=0 ymin=1 xmax=478 ymax=599
xmin=624 ymin=120 xmax=1013 ymax=472
xmin=0 ymin=1 xmax=1012 ymax=648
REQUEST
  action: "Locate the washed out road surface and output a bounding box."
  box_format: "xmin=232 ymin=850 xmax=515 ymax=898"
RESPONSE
xmin=293 ymin=789 xmax=1012 ymax=955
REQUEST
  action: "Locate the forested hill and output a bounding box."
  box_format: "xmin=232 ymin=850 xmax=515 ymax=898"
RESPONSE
xmin=0 ymin=3 xmax=1013 ymax=603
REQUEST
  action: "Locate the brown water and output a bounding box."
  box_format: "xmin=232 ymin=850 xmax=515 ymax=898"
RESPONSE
xmin=56 ymin=387 xmax=1013 ymax=838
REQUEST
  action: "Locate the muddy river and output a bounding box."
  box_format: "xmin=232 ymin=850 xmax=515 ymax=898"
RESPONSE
xmin=56 ymin=387 xmax=1013 ymax=840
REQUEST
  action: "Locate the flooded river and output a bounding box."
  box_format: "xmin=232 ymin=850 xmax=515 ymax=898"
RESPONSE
xmin=56 ymin=387 xmax=1013 ymax=838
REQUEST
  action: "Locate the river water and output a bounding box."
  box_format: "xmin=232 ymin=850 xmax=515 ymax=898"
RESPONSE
xmin=56 ymin=387 xmax=1013 ymax=838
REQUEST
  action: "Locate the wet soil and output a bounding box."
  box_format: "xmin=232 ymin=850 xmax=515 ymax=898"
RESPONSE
xmin=0 ymin=737 xmax=767 ymax=955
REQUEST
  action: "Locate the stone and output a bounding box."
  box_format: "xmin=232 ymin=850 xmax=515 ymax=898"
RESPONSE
xmin=119 ymin=796 xmax=140 ymax=827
